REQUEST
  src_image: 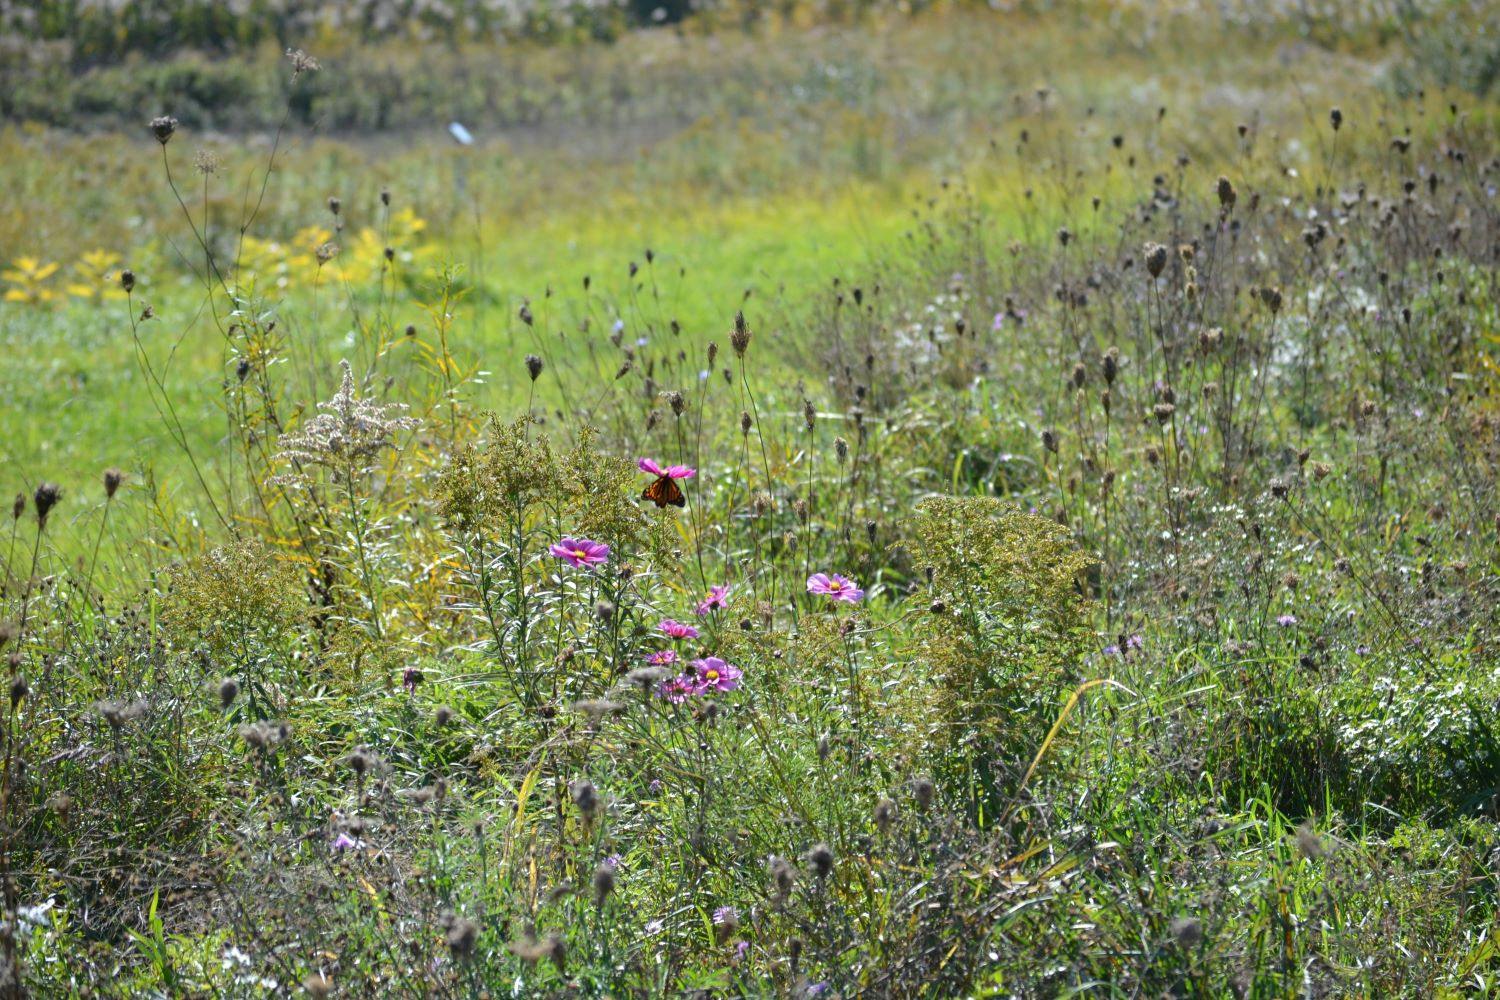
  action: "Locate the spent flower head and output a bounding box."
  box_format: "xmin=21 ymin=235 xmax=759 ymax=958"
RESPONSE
xmin=274 ymin=360 xmax=418 ymax=479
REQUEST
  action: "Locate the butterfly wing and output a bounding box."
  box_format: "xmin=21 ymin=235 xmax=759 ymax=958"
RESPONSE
xmin=642 ymin=475 xmax=686 ymax=508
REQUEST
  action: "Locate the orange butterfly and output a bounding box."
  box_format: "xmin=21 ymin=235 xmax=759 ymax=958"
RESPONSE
xmin=641 ymin=475 xmax=687 ymax=508
xmin=638 ymin=458 xmax=694 ymax=508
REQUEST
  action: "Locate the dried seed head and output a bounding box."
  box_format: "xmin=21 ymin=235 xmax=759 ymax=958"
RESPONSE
xmin=218 ymin=677 xmax=239 ymax=709
xmin=768 ymin=856 xmax=797 ymax=904
xmin=1171 ymin=916 xmax=1203 ymax=949
xmin=1216 ymin=175 xmax=1237 ymax=208
xmin=834 ymin=437 xmax=849 ymax=462
xmin=303 ymin=973 xmax=333 ymax=999
xmin=1101 ymin=349 xmax=1119 ymax=384
xmin=33 ymin=482 xmax=61 ymax=528
xmin=874 ymin=797 xmax=897 ymax=835
xmin=807 ymin=842 xmax=835 ymax=880
xmin=1071 ymin=362 xmax=1087 ymax=388
xmin=525 ymin=354 xmax=544 ymax=381
xmin=570 ymin=779 xmax=599 ymax=818
xmin=545 ymin=931 xmax=567 ymax=973
xmin=667 ymin=391 xmax=687 ymax=417
xmin=1295 ymin=822 xmax=1327 ymax=858
xmin=446 ymin=917 xmax=480 ymax=961
xmin=11 ymin=493 xmax=24 ymax=522
xmin=731 ymin=311 xmax=752 ymax=357
xmin=149 ymin=115 xmax=178 ymax=145
xmin=1143 ymin=242 xmax=1169 ymax=278
xmin=433 ymin=704 xmax=456 ymax=726
xmin=1042 ymin=429 xmax=1059 ymax=454
xmin=103 ymin=468 xmax=125 ymax=499
xmin=913 ymin=777 xmax=936 ymax=810
xmin=349 ymin=748 xmax=381 ymax=779
xmin=803 ymin=399 xmax=817 ymax=431
xmin=1329 ymin=107 xmax=1342 ymax=131
xmin=592 ymin=861 xmax=616 ymax=905
xmin=740 ymin=411 xmax=753 ymax=435
xmin=9 ymin=675 xmax=27 ymax=708
xmin=120 ymin=269 xmax=136 ymax=293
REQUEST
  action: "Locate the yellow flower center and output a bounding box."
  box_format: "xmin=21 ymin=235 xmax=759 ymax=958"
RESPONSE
xmin=829 ymin=581 xmax=842 ymax=591
xmin=572 ymin=549 xmax=587 ymax=559
xmin=704 ymin=670 xmax=720 ymax=682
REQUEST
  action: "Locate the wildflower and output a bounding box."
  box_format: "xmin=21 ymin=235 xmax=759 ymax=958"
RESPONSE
xmin=1125 ymin=634 xmax=1144 ymax=652
xmin=692 ymin=657 xmax=742 ymax=693
xmin=638 ymin=458 xmax=696 ymax=480
xmin=659 ymin=619 xmax=700 ymax=640
xmin=646 ymin=649 xmax=679 ymax=667
xmin=713 ymin=905 xmax=740 ymax=943
xmin=331 ymin=832 xmax=363 ymax=852
xmin=550 ymin=537 xmax=610 ymax=568
xmin=807 ymin=572 xmax=864 ymax=603
xmin=694 ymin=584 xmax=730 ymax=616
xmin=1276 ymin=614 xmax=1298 ymax=628
xmin=658 ymin=674 xmax=696 ymax=704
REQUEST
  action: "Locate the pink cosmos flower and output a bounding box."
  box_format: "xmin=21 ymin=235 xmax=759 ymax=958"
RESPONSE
xmin=692 ymin=657 xmax=742 ymax=693
xmin=549 ymin=537 xmax=610 ymax=568
xmin=694 ymin=584 xmax=730 ymax=616
xmin=647 ymin=649 xmax=679 ymax=667
xmin=638 ymin=458 xmax=696 ymax=480
xmin=658 ymin=674 xmax=696 ymax=704
xmin=659 ymin=619 xmax=700 ymax=640
xmin=807 ymin=572 xmax=864 ymax=603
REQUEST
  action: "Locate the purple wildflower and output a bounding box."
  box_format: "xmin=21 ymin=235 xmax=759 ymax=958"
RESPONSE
xmin=807 ymin=572 xmax=864 ymax=603
xmin=1125 ymin=634 xmax=1144 ymax=652
xmin=647 ymin=649 xmax=679 ymax=667
xmin=659 ymin=619 xmax=700 ymax=640
xmin=693 ymin=657 xmax=742 ymax=694
xmin=1276 ymin=614 xmax=1298 ymax=628
xmin=331 ymin=832 xmax=361 ymax=852
xmin=694 ymin=584 xmax=730 ymax=616
xmin=637 ymin=458 xmax=696 ymax=480
xmin=658 ymin=675 xmax=696 ymax=704
xmin=550 ymin=537 xmax=610 ymax=568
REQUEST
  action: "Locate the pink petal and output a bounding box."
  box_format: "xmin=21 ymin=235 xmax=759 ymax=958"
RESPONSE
xmin=638 ymin=458 xmax=664 ymax=476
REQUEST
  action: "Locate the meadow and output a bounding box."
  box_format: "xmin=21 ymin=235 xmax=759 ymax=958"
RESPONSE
xmin=0 ymin=1 xmax=1498 ymax=996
